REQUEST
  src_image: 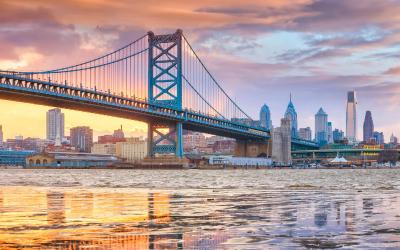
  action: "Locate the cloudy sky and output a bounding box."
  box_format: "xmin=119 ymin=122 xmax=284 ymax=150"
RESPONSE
xmin=1 ymin=0 xmax=400 ymax=140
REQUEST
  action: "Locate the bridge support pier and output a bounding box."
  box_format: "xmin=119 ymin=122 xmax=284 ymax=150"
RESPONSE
xmin=235 ymin=139 xmax=272 ymax=158
xmin=147 ymin=121 xmax=183 ymax=158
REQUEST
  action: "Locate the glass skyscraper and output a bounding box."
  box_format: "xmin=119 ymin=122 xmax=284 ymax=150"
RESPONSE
xmin=327 ymin=122 xmax=333 ymax=144
xmin=333 ymin=129 xmax=344 ymax=142
xmin=363 ymin=110 xmax=374 ymax=142
xmin=284 ymin=95 xmax=298 ymax=137
xmin=346 ymin=91 xmax=357 ymax=142
xmin=315 ymin=107 xmax=328 ymax=145
xmin=259 ymin=104 xmax=272 ymax=130
xmin=46 ymin=108 xmax=65 ymax=143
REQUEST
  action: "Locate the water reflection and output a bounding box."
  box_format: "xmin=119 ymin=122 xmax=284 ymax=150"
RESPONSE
xmin=0 ymin=187 xmax=176 ymax=249
xmin=0 ymin=169 xmax=399 ymax=249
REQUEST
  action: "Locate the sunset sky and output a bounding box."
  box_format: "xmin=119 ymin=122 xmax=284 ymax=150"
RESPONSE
xmin=1 ymin=0 xmax=400 ymax=140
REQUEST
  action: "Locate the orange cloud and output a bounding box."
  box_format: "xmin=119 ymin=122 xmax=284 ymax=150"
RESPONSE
xmin=384 ymin=66 xmax=400 ymax=75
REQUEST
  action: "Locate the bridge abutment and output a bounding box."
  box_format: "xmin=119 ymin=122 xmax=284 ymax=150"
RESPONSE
xmin=235 ymin=139 xmax=272 ymax=158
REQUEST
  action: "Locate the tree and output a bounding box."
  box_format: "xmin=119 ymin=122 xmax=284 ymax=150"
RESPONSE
xmin=377 ymin=150 xmax=398 ymax=164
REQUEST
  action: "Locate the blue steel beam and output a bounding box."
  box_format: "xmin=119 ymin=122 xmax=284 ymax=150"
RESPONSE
xmin=0 ymin=73 xmax=318 ymax=150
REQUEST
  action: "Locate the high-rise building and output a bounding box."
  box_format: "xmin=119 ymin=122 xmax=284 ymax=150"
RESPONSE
xmin=260 ymin=104 xmax=272 ymax=130
xmin=315 ymin=108 xmax=328 ymax=145
xmin=373 ymin=131 xmax=384 ymax=145
xmin=298 ymin=127 xmax=312 ymax=141
xmin=363 ymin=111 xmax=374 ymax=142
xmin=284 ymin=94 xmax=298 ymax=137
xmin=70 ymin=126 xmax=93 ymax=152
xmin=327 ymin=122 xmax=333 ymax=144
xmin=346 ymin=91 xmax=357 ymax=142
xmin=46 ymin=108 xmax=65 ymax=143
xmin=0 ymin=125 xmax=3 ymax=145
xmin=333 ymin=129 xmax=344 ymax=142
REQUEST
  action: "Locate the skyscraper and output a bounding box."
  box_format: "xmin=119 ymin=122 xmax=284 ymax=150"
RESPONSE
xmin=327 ymin=122 xmax=333 ymax=144
xmin=70 ymin=126 xmax=93 ymax=152
xmin=260 ymin=104 xmax=272 ymax=130
xmin=46 ymin=108 xmax=65 ymax=143
xmin=333 ymin=129 xmax=344 ymax=142
xmin=284 ymin=94 xmax=298 ymax=137
xmin=346 ymin=91 xmax=357 ymax=142
xmin=315 ymin=108 xmax=328 ymax=145
xmin=363 ymin=111 xmax=374 ymax=142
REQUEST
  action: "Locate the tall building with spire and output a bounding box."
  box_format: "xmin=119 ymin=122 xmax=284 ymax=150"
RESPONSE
xmin=284 ymin=94 xmax=298 ymax=137
xmin=363 ymin=110 xmax=374 ymax=142
xmin=315 ymin=107 xmax=328 ymax=145
xmin=346 ymin=91 xmax=357 ymax=142
xmin=260 ymin=104 xmax=272 ymax=130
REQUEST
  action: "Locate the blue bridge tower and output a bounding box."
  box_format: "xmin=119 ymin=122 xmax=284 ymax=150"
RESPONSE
xmin=147 ymin=30 xmax=183 ymax=158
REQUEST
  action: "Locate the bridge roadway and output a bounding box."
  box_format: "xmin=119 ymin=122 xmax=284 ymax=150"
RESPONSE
xmin=0 ymin=73 xmax=267 ymax=140
xmin=0 ymin=73 xmax=318 ymax=149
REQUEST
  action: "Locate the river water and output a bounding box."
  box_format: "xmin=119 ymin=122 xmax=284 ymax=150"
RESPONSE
xmin=0 ymin=169 xmax=399 ymax=249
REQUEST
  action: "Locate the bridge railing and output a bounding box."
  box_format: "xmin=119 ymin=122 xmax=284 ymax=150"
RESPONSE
xmin=0 ymin=72 xmax=270 ymax=139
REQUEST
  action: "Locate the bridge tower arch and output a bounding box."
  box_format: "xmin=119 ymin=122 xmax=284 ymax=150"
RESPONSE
xmin=147 ymin=30 xmax=183 ymax=158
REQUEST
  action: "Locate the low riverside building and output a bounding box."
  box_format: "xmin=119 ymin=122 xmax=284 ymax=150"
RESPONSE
xmin=208 ymin=155 xmax=272 ymax=167
xmin=116 ymin=137 xmax=147 ymax=163
xmin=26 ymin=152 xmax=120 ymax=168
xmin=0 ymin=150 xmax=35 ymax=167
xmin=91 ymin=143 xmax=117 ymax=155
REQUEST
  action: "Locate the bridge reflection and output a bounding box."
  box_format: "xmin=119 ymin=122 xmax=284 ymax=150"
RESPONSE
xmin=0 ymin=187 xmax=183 ymax=249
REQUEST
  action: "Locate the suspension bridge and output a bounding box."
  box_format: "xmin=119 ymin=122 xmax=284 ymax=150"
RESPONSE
xmin=0 ymin=30 xmax=318 ymax=158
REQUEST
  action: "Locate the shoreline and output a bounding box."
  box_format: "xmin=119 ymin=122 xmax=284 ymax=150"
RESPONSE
xmin=1 ymin=165 xmax=400 ymax=170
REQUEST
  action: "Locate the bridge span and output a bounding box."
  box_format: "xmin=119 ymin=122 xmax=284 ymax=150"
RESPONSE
xmin=0 ymin=30 xmax=318 ymax=158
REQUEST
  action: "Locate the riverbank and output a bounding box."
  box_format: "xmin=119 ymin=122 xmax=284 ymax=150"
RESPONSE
xmin=15 ymin=164 xmax=400 ymax=170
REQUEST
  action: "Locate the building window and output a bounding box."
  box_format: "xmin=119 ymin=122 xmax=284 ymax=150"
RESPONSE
xmin=36 ymin=159 xmax=41 ymax=165
xmin=29 ymin=159 xmax=34 ymax=165
xmin=43 ymin=159 xmax=48 ymax=164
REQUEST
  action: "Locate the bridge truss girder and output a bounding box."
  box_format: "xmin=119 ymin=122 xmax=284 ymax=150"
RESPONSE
xmin=147 ymin=121 xmax=183 ymax=157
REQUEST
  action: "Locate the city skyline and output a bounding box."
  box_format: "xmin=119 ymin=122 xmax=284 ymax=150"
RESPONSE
xmin=0 ymin=93 xmax=398 ymax=144
xmin=1 ymin=1 xmax=400 ymax=140
xmin=1 ymin=2 xmax=400 ymax=249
